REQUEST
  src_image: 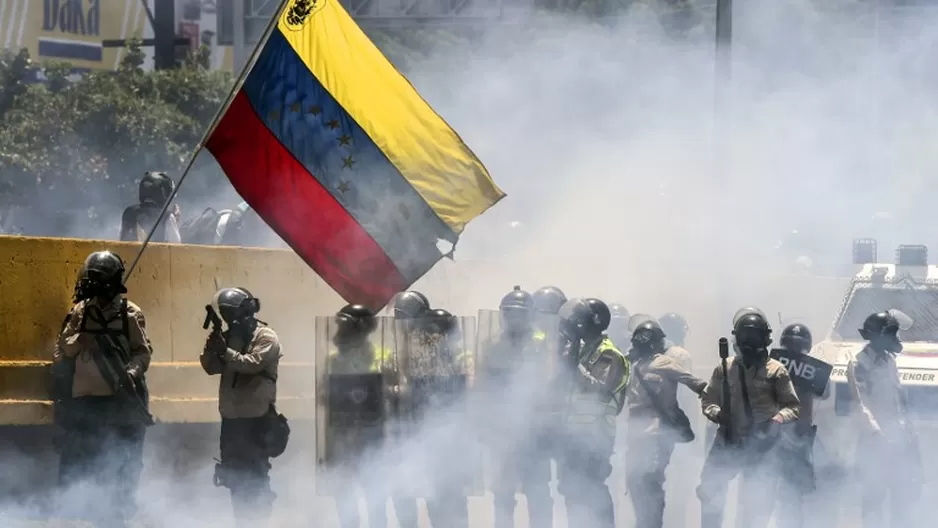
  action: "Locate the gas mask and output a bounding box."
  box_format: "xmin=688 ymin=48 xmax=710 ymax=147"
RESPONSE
xmin=734 ymin=328 xmax=768 ymax=365
xmin=501 ymin=307 xmax=532 ymax=339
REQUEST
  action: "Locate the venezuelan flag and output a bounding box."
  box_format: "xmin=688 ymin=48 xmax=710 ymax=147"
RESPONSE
xmin=206 ymin=0 xmax=504 ymax=310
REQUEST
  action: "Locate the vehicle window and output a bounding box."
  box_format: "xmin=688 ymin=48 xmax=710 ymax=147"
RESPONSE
xmin=834 ymin=288 xmax=938 ymax=342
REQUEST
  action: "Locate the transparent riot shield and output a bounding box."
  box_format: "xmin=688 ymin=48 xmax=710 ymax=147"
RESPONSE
xmin=476 ymin=309 xmax=561 ymax=495
xmin=386 ymin=315 xmax=481 ymax=497
xmin=314 ymin=315 xmax=397 ymax=494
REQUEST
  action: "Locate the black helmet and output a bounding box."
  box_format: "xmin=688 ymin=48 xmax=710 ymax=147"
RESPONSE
xmin=858 ymin=311 xmax=902 ymax=354
xmin=533 ymin=286 xmax=567 ymax=315
xmin=424 ymin=308 xmax=458 ymax=335
xmin=213 ymin=287 xmax=260 ymax=324
xmin=392 ymin=291 xmax=430 ymax=320
xmin=860 ymin=311 xmax=900 ymax=337
xmin=733 ymin=306 xmax=767 ymax=327
xmin=631 ymin=320 xmax=666 ymax=354
xmin=336 ymin=303 xmax=378 ymax=335
xmin=560 ymin=298 xmax=610 ymax=339
xmin=609 ymin=303 xmax=630 ymax=320
xmin=732 ymin=311 xmax=772 ymax=350
xmin=500 ymin=286 xmax=534 ymax=331
xmin=780 ymin=324 xmax=813 ymax=353
xmin=500 ymin=286 xmax=534 ymax=311
xmin=82 ymin=251 xmax=126 ymax=285
xmin=139 ymin=171 xmax=175 ymax=205
xmin=78 ymin=251 xmax=128 ymax=299
xmin=658 ymin=313 xmax=688 ymax=340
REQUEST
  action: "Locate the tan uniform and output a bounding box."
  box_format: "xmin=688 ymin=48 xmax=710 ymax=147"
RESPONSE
xmin=626 ymin=352 xmax=707 ymax=528
xmin=628 ymin=353 xmax=706 ymax=434
xmin=664 ymin=344 xmax=693 ymax=371
xmin=53 ymin=295 xmax=152 ymax=526
xmin=200 ymin=324 xmax=281 ymax=419
xmin=55 ymin=297 xmax=152 ymax=398
xmin=846 ymin=346 xmax=922 ymax=528
xmin=701 ymin=357 xmax=800 ymax=435
xmin=662 ymin=344 xmax=701 ymax=528
xmin=698 ymin=355 xmax=800 ymax=528
xmin=201 ymin=322 xmax=282 ymax=526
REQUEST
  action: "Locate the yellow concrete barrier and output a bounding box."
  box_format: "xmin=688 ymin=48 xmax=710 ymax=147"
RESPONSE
xmin=0 ymin=235 xmax=528 ymax=424
xmin=0 ymin=234 xmax=850 ymax=425
xmin=0 ymin=236 xmax=351 ymax=424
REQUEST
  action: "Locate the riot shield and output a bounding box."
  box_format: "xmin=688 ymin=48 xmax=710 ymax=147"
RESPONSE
xmin=476 ymin=309 xmax=561 ymax=494
xmin=388 ymin=315 xmax=481 ymax=497
xmin=314 ymin=314 xmax=397 ymax=493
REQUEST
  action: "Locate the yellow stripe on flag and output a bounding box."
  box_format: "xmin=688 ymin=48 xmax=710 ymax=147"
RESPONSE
xmin=274 ymin=0 xmax=505 ymax=234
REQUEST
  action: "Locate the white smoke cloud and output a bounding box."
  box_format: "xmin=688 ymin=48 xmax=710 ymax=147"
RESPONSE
xmin=10 ymin=1 xmax=938 ymax=526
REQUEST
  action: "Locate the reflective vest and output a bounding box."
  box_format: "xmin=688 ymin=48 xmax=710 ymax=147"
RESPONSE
xmin=328 ymin=343 xmax=393 ymax=374
xmin=564 ymin=337 xmax=630 ymax=451
xmin=484 ymin=330 xmax=548 ymax=375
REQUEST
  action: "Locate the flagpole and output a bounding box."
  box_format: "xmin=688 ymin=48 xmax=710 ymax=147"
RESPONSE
xmin=124 ymin=0 xmax=290 ymax=281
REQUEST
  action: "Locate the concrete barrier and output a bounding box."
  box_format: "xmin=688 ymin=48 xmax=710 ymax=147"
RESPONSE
xmin=0 ymin=236 xmax=346 ymax=424
xmin=0 ymin=235 xmax=851 ymax=425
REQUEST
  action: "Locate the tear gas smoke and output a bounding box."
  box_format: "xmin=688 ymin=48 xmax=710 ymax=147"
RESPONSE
xmin=6 ymin=1 xmax=938 ymax=525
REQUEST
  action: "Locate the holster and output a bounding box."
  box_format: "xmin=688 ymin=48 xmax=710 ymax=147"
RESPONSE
xmin=214 ymin=460 xmax=235 ymax=489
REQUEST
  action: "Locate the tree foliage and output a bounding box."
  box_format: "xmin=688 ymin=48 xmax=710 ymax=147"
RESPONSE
xmin=0 ymin=40 xmax=232 ymax=235
xmin=0 ymin=2 xmax=700 ymax=236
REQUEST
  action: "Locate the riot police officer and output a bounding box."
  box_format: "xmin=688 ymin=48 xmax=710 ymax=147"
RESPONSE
xmin=607 ymin=303 xmax=631 ymax=350
xmin=532 ymin=285 xmax=567 ymax=316
xmin=200 ymin=287 xmax=283 ymax=527
xmin=626 ymin=320 xmax=707 ymax=528
xmin=388 ymin=290 xmax=430 ymax=527
xmin=324 ymin=304 xmax=393 ymax=528
xmin=482 ymin=287 xmax=553 ymax=528
xmin=606 ymin=302 xmax=631 ymax=516
xmin=556 ymin=298 xmax=629 ymax=528
xmin=53 ymin=251 xmax=153 ymax=526
xmin=698 ymin=309 xmax=800 ymax=528
xmin=658 ymin=313 xmax=688 ymax=348
xmin=656 ymin=312 xmax=697 ymax=527
xmin=658 ymin=313 xmax=693 ymax=367
xmin=119 ymin=171 xmax=181 ymax=243
xmin=775 ymin=323 xmax=819 ymax=528
xmin=416 ymin=308 xmax=473 ymax=528
xmin=847 ymin=311 xmax=922 ymax=528
xmin=393 ymin=290 xmax=431 ymax=320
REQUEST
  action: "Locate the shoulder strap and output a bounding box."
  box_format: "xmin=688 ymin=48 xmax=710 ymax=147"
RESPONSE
xmin=60 ymin=312 xmax=73 ymax=332
xmin=121 ymin=298 xmax=129 ymax=337
xmin=635 ymin=363 xmax=678 ymax=424
xmin=736 ymin=361 xmax=755 ymax=425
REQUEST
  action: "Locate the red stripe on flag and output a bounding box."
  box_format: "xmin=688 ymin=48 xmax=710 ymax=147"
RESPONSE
xmin=206 ymin=91 xmax=407 ymax=309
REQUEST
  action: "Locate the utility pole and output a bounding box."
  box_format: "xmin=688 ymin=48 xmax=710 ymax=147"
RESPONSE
xmin=713 ymin=0 xmax=733 ymax=340
xmin=715 ymin=0 xmax=732 ymax=84
xmin=233 ymin=0 xmax=247 ymax=74
xmin=101 ymin=0 xmax=190 ymax=70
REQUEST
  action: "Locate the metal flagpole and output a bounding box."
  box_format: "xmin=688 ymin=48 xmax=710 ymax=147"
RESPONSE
xmin=124 ymin=0 xmax=291 ymax=282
